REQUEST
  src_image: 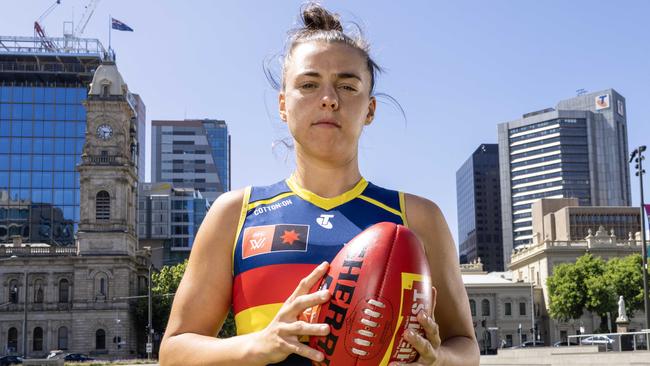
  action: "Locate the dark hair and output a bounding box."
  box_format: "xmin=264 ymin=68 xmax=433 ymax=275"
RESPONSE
xmin=264 ymin=2 xmax=406 ymax=141
xmin=267 ymin=2 xmax=382 ymax=95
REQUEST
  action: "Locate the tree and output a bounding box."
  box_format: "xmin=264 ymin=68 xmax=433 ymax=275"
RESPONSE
xmin=605 ymin=254 xmax=644 ymax=315
xmin=133 ymin=260 xmax=237 ymax=346
xmin=547 ymin=253 xmax=644 ymax=331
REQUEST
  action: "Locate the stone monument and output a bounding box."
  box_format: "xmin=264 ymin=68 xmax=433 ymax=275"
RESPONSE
xmin=616 ymin=295 xmax=630 ymax=333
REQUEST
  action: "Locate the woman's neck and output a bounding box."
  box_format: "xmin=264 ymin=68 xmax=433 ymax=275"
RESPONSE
xmin=292 ymin=152 xmax=362 ymax=198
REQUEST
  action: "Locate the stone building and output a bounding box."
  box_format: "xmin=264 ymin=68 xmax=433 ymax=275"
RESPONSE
xmin=0 ymin=61 xmax=149 ymax=358
xmin=462 ymin=260 xmax=540 ymax=352
xmin=508 ymin=198 xmax=645 ymax=345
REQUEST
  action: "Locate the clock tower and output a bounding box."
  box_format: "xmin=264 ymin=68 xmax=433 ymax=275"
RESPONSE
xmin=77 ymin=61 xmax=139 ymax=256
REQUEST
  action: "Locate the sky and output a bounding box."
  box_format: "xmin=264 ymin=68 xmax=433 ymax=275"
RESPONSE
xmin=2 ymin=0 xmax=649 ymax=246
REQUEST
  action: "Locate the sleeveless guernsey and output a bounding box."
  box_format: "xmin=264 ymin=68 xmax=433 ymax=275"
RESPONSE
xmin=231 ymin=176 xmax=407 ymax=365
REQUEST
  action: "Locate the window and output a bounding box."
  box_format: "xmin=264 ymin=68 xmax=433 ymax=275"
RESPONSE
xmin=481 ymin=299 xmax=490 ymax=316
xmin=33 ymin=327 xmax=43 ymax=351
xmin=505 ymin=302 xmax=512 ymax=316
xmin=469 ymin=299 xmax=476 ymax=316
xmin=519 ymin=302 xmax=527 ymax=316
xmin=7 ymin=327 xmax=18 ymax=353
xmin=505 ymin=334 xmax=513 ymax=347
xmin=96 ymin=191 xmax=110 ymax=220
xmin=59 ymin=279 xmax=70 ymax=303
xmin=100 ymin=278 xmax=106 ymax=296
xmin=101 ymin=84 xmax=110 ymax=97
xmin=58 ymin=327 xmax=68 ymax=350
xmin=95 ymin=329 xmax=106 ymax=350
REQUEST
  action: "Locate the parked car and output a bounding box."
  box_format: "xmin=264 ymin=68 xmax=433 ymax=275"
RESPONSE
xmin=513 ymin=340 xmax=546 ymax=348
xmin=580 ymin=335 xmax=614 ymax=345
xmin=64 ymin=353 xmax=94 ymax=362
xmin=0 ymin=355 xmax=23 ymax=366
xmin=553 ymin=340 xmax=580 ymax=347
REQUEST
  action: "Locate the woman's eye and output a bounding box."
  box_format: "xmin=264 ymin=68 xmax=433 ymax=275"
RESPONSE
xmin=300 ymin=83 xmax=317 ymax=89
xmin=340 ymin=85 xmax=357 ymax=92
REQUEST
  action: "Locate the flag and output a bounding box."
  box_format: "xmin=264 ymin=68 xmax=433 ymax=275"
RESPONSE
xmin=111 ymin=18 xmax=134 ymax=32
xmin=645 ymin=204 xmax=650 ymax=222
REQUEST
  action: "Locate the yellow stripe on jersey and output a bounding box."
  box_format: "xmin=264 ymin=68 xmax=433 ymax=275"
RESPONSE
xmin=358 ymin=194 xmax=407 ymax=224
xmin=232 ymin=186 xmax=252 ymax=272
xmin=286 ymin=175 xmax=368 ymax=211
xmin=247 ymin=191 xmax=296 ymax=210
xmin=235 ymin=302 xmax=283 ymax=335
xmin=399 ymin=191 xmax=409 ymax=228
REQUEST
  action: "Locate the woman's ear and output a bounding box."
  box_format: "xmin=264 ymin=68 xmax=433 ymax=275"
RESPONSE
xmin=279 ymin=92 xmax=287 ymax=122
xmin=365 ymin=96 xmax=376 ymax=125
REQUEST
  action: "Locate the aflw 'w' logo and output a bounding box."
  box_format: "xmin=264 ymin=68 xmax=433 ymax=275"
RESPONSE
xmin=249 ymin=237 xmax=266 ymax=250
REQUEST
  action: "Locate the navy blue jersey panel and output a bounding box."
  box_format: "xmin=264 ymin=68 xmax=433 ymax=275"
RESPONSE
xmin=362 ymin=181 xmax=402 ymax=211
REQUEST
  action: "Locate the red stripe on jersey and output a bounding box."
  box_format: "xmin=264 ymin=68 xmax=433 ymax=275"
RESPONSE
xmin=232 ymin=263 xmax=318 ymax=314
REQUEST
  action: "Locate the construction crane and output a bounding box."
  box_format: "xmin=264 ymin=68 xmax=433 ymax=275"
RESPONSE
xmin=74 ymin=0 xmax=101 ymax=37
xmin=34 ymin=0 xmax=61 ymax=51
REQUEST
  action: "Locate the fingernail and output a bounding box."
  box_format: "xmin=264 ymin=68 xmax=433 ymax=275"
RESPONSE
xmin=316 ymin=352 xmax=324 ymax=361
xmin=321 ymin=324 xmax=330 ymax=332
xmin=319 ymin=261 xmax=328 ymax=268
xmin=319 ymin=290 xmax=329 ymax=299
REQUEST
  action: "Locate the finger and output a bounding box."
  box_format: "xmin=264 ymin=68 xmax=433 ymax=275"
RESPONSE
xmin=282 ymin=289 xmax=330 ymax=318
xmin=418 ymin=311 xmax=441 ymax=349
xmin=282 ymin=339 xmax=326 ymax=363
xmin=286 ymin=261 xmax=329 ymax=302
xmin=403 ymin=329 xmax=436 ymax=364
xmin=430 ymin=286 xmax=438 ymax=321
xmin=281 ymin=321 xmax=330 ymax=337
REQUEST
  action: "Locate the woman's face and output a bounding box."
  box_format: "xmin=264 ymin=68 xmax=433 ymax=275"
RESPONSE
xmin=279 ymin=41 xmax=376 ymax=165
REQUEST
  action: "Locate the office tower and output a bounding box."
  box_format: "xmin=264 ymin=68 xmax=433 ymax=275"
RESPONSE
xmin=151 ymin=119 xmax=230 ymax=203
xmin=456 ymin=144 xmax=503 ymax=271
xmin=498 ymin=89 xmax=630 ymax=265
xmin=137 ymin=182 xmax=210 ymax=265
xmin=0 ymin=37 xmax=100 ymax=245
xmin=132 ymin=93 xmax=147 ymax=182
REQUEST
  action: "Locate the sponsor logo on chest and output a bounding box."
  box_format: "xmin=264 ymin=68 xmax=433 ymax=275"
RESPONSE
xmin=242 ymin=224 xmax=310 ymax=259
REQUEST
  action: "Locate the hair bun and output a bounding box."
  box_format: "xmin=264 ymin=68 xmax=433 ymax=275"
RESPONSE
xmin=301 ymin=3 xmax=343 ymax=32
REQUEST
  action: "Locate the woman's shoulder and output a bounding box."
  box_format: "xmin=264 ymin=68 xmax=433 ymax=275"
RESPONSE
xmin=401 ymin=192 xmax=446 ymax=234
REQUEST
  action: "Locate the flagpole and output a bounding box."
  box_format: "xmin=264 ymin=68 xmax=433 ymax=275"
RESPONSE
xmin=108 ymin=14 xmax=112 ymax=54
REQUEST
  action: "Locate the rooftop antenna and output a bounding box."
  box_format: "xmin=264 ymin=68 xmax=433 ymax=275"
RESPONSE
xmin=576 ymin=88 xmax=587 ymax=96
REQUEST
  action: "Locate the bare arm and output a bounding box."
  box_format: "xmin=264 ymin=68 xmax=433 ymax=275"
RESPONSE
xmin=159 ymin=189 xmax=331 ymax=366
xmin=402 ymin=193 xmax=480 ymax=366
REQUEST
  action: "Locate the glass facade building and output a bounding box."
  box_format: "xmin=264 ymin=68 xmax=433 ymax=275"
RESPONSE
xmin=507 ymin=118 xmax=590 ymax=247
xmin=498 ymin=89 xmax=630 ymax=265
xmin=151 ymin=119 xmax=230 ymax=204
xmin=0 ymin=36 xmax=109 ymax=246
xmin=0 ymin=86 xmax=86 ymax=245
xmin=138 ymin=182 xmax=210 ymax=265
xmin=456 ymin=144 xmax=503 ymax=272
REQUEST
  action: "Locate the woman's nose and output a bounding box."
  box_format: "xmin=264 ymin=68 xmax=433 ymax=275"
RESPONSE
xmin=320 ymin=89 xmax=339 ymax=110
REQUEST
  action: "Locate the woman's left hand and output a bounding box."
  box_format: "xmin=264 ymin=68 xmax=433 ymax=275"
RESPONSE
xmin=389 ymin=287 xmax=442 ymax=366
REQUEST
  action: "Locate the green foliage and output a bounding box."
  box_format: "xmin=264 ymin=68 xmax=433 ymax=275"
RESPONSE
xmin=547 ymin=262 xmax=587 ymax=321
xmin=605 ymin=254 xmax=644 ymax=313
xmin=133 ymin=259 xmax=237 ymax=340
xmin=547 ymin=253 xmax=644 ymax=325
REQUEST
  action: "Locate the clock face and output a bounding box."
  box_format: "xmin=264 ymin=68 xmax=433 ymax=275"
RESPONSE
xmin=96 ymin=124 xmax=113 ymax=140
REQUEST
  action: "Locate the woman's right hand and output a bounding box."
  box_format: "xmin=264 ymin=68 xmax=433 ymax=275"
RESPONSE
xmin=250 ymin=261 xmax=332 ymax=365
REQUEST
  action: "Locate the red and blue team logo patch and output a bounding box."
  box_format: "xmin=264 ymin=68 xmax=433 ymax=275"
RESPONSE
xmin=242 ymin=224 xmax=309 ymax=259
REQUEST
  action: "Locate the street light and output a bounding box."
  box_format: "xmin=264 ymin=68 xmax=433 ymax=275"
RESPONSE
xmin=630 ymin=145 xmax=649 ymax=330
xmin=142 ymin=246 xmax=162 ymax=360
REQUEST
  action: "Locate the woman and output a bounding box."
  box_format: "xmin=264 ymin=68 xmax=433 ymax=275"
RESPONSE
xmin=160 ymin=4 xmax=479 ymax=366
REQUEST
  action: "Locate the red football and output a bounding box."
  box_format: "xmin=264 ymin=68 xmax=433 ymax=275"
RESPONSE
xmin=305 ymin=222 xmax=433 ymax=365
